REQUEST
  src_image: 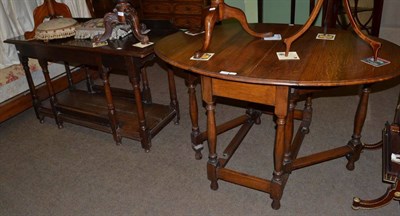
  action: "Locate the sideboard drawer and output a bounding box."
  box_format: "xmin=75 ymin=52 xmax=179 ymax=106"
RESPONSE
xmin=174 ymin=16 xmax=202 ymax=28
xmin=142 ymin=3 xmax=172 ymax=14
xmin=139 ymin=0 xmax=210 ymax=29
xmin=174 ymin=4 xmax=203 ymax=15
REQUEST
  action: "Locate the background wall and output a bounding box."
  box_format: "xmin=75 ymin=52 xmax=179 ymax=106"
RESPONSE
xmin=380 ymin=0 xmax=400 ymax=45
xmin=225 ymin=0 xmax=399 ymax=45
xmin=225 ymin=0 xmax=322 ymax=24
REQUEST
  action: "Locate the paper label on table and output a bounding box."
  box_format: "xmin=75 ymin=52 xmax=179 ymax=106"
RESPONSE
xmin=264 ymin=34 xmax=282 ymax=41
xmin=190 ymin=53 xmax=214 ymax=61
xmin=276 ymin=52 xmax=300 ymax=60
xmin=361 ymin=56 xmax=391 ymax=67
xmin=219 ymin=71 xmax=237 ymax=75
xmin=184 ymin=30 xmax=205 ymax=36
xmin=133 ymin=42 xmax=154 ymax=48
xmin=316 ymin=33 xmax=336 ymax=40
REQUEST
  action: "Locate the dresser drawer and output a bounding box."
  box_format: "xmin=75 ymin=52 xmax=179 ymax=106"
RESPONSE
xmin=174 ymin=16 xmax=202 ymax=28
xmin=142 ymin=2 xmax=172 ymax=14
xmin=174 ymin=4 xmax=203 ymax=15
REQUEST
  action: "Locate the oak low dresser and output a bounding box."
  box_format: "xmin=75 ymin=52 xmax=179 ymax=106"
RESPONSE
xmin=4 ymin=21 xmax=180 ymax=152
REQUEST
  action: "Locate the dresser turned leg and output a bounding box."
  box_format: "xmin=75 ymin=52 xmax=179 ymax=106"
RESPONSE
xmin=271 ymin=200 xmax=281 ymax=210
xmin=210 ymin=181 xmax=218 ymax=190
xmin=194 ymin=150 xmax=202 ymax=160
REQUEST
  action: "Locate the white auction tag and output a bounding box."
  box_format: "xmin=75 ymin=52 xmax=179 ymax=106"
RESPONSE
xmin=276 ymin=52 xmax=300 ymax=60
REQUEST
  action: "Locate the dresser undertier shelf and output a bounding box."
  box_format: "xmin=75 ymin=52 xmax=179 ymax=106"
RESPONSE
xmin=39 ymin=89 xmax=177 ymax=142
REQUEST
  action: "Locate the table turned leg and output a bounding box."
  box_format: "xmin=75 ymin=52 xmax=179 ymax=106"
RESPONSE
xmin=202 ymin=76 xmax=219 ymax=190
xmin=290 ymin=95 xmax=313 ymax=164
xmin=206 ymin=100 xmax=219 ymax=190
xmin=283 ymin=92 xmax=297 ymax=171
xmin=98 ymin=63 xmax=122 ymax=145
xmin=185 ymin=73 xmax=203 ymax=159
xmin=19 ymin=55 xmax=44 ymax=123
xmin=39 ymin=59 xmax=63 ymax=128
xmin=346 ymin=85 xmax=371 ymax=170
xmin=271 ymin=86 xmax=290 ymax=210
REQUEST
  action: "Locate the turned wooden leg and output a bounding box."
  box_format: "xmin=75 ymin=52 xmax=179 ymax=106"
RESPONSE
xmin=166 ymin=66 xmax=180 ymax=124
xmin=186 ymin=73 xmax=203 ymax=159
xmin=39 ymin=59 xmax=63 ymax=128
xmin=202 ymin=76 xmax=219 ymax=189
xmin=283 ymin=93 xmax=296 ymax=171
xmin=290 ymin=95 xmax=314 ymax=162
xmin=63 ymin=61 xmax=75 ymax=90
xmin=125 ymin=57 xmax=151 ymax=151
xmin=270 ymin=86 xmax=290 ymax=210
xmin=19 ymin=55 xmax=44 ymax=122
xmin=346 ymin=85 xmax=371 ymax=170
xmin=84 ymin=66 xmax=96 ymax=94
xmin=99 ymin=63 xmax=121 ymax=145
xmin=206 ymin=100 xmax=219 ymax=190
xmin=141 ymin=67 xmax=152 ymax=104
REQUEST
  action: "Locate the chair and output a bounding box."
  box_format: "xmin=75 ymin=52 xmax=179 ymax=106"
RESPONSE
xmin=24 ymin=0 xmax=72 ymax=39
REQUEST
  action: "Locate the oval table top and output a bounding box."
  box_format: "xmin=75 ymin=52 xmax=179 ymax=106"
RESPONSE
xmin=155 ymin=21 xmax=400 ymax=87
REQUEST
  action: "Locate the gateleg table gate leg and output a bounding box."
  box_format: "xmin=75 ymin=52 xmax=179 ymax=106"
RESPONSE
xmin=346 ymin=85 xmax=371 ymax=170
xmin=185 ymin=73 xmax=203 ymax=159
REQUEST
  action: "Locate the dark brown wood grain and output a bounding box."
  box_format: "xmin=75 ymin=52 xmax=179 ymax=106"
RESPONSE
xmin=155 ymin=21 xmax=400 ymax=209
xmin=156 ymin=21 xmax=400 ymax=87
xmin=5 ymin=26 xmax=179 ymax=151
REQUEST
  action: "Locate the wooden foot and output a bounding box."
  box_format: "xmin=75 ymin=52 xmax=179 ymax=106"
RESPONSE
xmin=210 ymin=181 xmax=219 ymax=190
xmin=271 ymin=200 xmax=281 ymax=210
